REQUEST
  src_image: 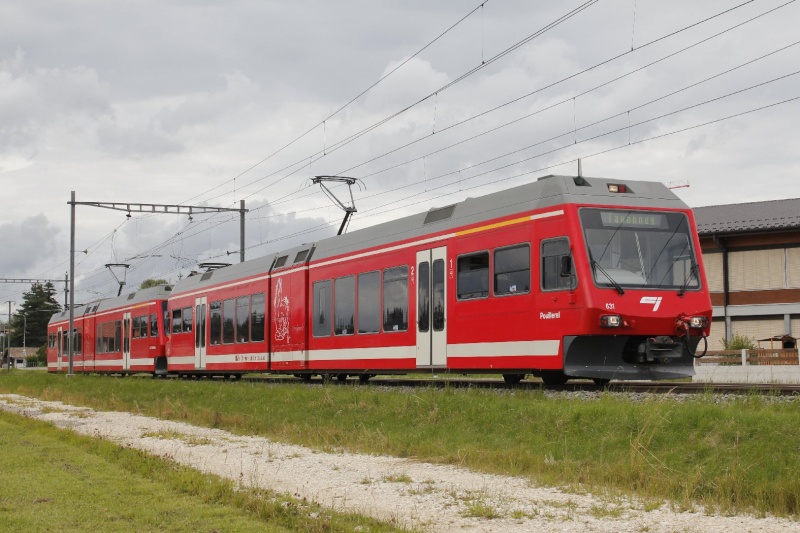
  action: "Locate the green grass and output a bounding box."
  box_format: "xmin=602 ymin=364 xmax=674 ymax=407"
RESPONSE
xmin=3 ymin=371 xmax=800 ymax=518
xmin=0 ymin=407 xmax=410 ymax=532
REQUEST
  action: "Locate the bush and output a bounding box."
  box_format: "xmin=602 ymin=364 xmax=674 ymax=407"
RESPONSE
xmin=722 ymin=333 xmax=757 ymax=350
xmin=25 ymin=356 xmax=39 ymax=367
xmin=36 ymin=345 xmax=47 ymax=364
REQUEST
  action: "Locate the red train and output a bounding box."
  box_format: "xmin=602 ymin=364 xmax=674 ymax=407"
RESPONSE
xmin=49 ymin=175 xmax=711 ymax=384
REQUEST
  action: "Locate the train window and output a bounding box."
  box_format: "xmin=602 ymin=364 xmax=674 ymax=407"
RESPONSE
xmin=334 ymin=276 xmax=355 ymax=335
xmin=294 ymin=250 xmax=309 ymax=263
xmin=96 ymin=324 xmax=102 ymax=353
xmin=172 ymin=309 xmax=182 ymax=334
xmin=132 ymin=316 xmax=141 ymax=339
xmin=141 ymin=315 xmax=149 ymax=337
xmin=275 ymin=255 xmax=288 ymax=268
xmin=432 ymin=259 xmax=445 ymax=331
xmin=115 ymin=320 xmax=121 ymax=352
xmin=163 ymin=302 xmax=170 ymax=337
xmin=383 ymin=266 xmax=408 ymax=332
xmin=250 ymin=293 xmax=266 ymax=342
xmin=150 ymin=313 xmax=158 ymax=337
xmin=358 ymin=271 xmax=380 ymax=334
xmin=457 ymin=252 xmax=489 ymax=300
xmin=209 ymin=301 xmax=222 ymax=345
xmin=541 ymin=238 xmax=574 ymax=291
xmin=223 ymin=299 xmax=235 ymax=344
xmin=182 ymin=307 xmax=193 ymax=333
xmin=236 ymin=296 xmax=250 ymax=343
xmin=494 ymin=244 xmax=530 ymax=296
xmin=73 ymin=329 xmax=82 ymax=354
xmin=313 ymin=280 xmax=332 ymax=337
xmin=418 ymin=262 xmax=430 ymax=333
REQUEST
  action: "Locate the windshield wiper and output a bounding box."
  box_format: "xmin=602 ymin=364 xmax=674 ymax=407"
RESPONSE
xmin=591 ymin=260 xmax=625 ymax=295
xmin=677 ymin=263 xmax=698 ymax=297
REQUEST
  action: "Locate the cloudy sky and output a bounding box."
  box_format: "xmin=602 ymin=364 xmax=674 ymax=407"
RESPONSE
xmin=1 ymin=0 xmax=798 ymax=310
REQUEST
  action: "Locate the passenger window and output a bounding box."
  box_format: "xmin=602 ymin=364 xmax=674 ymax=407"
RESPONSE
xmin=383 ymin=266 xmax=408 ymax=332
xmin=541 ymin=238 xmax=574 ymax=291
xmin=236 ymin=296 xmax=250 ymax=343
xmin=182 ymin=307 xmax=193 ymax=333
xmin=172 ymin=309 xmax=182 ymax=334
xmin=313 ymin=280 xmax=332 ymax=337
xmin=495 ymin=244 xmax=530 ymax=296
xmin=457 ymin=252 xmax=489 ymax=300
xmin=334 ymin=276 xmax=355 ymax=335
xmin=150 ymin=313 xmax=158 ymax=337
xmin=250 ymin=293 xmax=266 ymax=342
xmin=358 ymin=272 xmax=380 ymax=334
xmin=209 ymin=301 xmax=222 ymax=345
xmin=222 ymin=299 xmax=235 ymax=344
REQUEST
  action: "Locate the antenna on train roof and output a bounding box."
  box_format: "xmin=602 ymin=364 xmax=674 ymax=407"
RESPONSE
xmin=312 ymin=175 xmax=365 ymax=235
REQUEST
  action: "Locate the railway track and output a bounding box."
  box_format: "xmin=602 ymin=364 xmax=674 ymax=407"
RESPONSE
xmin=238 ymin=374 xmax=800 ymax=395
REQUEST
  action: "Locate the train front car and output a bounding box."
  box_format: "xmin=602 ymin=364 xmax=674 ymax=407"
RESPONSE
xmin=556 ymin=177 xmax=711 ymax=383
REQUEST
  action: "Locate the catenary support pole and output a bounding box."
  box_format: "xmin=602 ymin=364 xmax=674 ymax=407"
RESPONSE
xmin=68 ymin=191 xmax=75 ymax=376
xmin=240 ymin=200 xmax=245 ymax=263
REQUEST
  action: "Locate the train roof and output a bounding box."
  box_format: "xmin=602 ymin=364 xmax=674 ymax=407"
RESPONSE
xmin=312 ymin=174 xmax=685 ymax=262
xmin=169 ymin=254 xmax=276 ymax=297
xmin=166 ymin=175 xmax=686 ymax=291
xmin=48 ymin=284 xmax=173 ymax=325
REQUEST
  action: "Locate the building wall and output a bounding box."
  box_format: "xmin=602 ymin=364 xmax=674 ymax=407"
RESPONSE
xmin=700 ymin=233 xmax=800 ymax=350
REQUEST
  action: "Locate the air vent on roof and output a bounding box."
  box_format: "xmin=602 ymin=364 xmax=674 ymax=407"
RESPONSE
xmin=127 ymin=293 xmax=137 ymax=300
xmin=200 ymin=272 xmax=214 ymax=281
xmin=424 ymin=204 xmax=456 ymax=225
xmin=294 ymin=250 xmax=309 ymax=263
xmin=274 ymin=255 xmax=288 ymax=268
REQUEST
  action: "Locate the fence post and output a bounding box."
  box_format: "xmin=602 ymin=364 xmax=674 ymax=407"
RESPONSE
xmin=742 ymin=348 xmax=748 ymax=366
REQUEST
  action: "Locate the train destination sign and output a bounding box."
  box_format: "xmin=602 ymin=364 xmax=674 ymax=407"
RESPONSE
xmin=599 ymin=211 xmax=667 ymax=229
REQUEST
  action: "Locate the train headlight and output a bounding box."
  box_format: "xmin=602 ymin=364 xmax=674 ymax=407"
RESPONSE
xmin=688 ymin=316 xmax=708 ymax=329
xmin=600 ymin=315 xmax=622 ymax=328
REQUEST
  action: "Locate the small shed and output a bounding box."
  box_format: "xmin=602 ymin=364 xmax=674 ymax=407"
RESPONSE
xmin=757 ymin=335 xmax=797 ymax=350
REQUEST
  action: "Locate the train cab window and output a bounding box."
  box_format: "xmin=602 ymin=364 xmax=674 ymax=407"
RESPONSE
xmin=172 ymin=309 xmax=182 ymax=334
xmin=209 ymin=301 xmax=222 ymax=345
xmin=313 ymin=280 xmax=332 ymax=337
xmin=541 ymin=238 xmax=574 ymax=291
xmin=182 ymin=307 xmax=193 ymax=333
xmin=457 ymin=252 xmax=489 ymax=300
xmin=383 ymin=266 xmax=408 ymax=332
xmin=236 ymin=296 xmax=250 ymax=343
xmin=358 ymin=271 xmax=380 ymax=334
xmin=163 ymin=302 xmax=170 ymax=337
xmin=222 ymin=299 xmax=235 ymax=344
xmin=250 ymin=293 xmax=265 ymax=342
xmin=495 ymin=244 xmax=530 ymax=296
xmin=334 ymin=276 xmax=355 ymax=335
xmin=150 ymin=313 xmax=158 ymax=337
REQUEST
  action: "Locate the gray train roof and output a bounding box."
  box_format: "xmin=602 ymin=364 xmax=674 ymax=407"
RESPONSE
xmin=312 ymin=175 xmax=685 ymax=262
xmin=48 ymin=284 xmax=173 ymax=325
xmin=166 ymin=175 xmax=684 ymax=289
xmin=169 ymin=254 xmax=276 ymax=297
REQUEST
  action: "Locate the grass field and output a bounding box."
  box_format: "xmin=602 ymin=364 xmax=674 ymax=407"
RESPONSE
xmin=0 ymin=407 xmax=410 ymax=533
xmin=2 ymin=370 xmax=800 ymax=519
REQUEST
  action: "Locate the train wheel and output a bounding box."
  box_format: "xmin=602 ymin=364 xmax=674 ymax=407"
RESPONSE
xmin=540 ymin=371 xmax=569 ymax=387
xmin=296 ymin=373 xmax=312 ymax=382
xmin=358 ymin=374 xmax=372 ymax=384
xmin=336 ymin=373 xmax=348 ymax=382
xmin=593 ymin=378 xmax=611 ymax=388
xmin=233 ymin=373 xmax=242 ymax=381
xmin=502 ymin=373 xmax=524 ymax=385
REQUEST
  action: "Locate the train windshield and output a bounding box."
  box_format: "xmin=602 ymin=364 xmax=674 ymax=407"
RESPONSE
xmin=579 ymin=208 xmax=700 ymax=291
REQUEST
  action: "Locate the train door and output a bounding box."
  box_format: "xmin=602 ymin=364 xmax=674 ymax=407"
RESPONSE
xmin=122 ymin=312 xmax=131 ymax=371
xmin=57 ymin=326 xmax=63 ymax=371
xmin=194 ymin=297 xmax=207 ymax=369
xmin=416 ymin=246 xmax=447 ymax=367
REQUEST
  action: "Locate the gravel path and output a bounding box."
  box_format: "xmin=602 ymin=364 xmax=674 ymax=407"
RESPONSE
xmin=2 ymin=393 xmax=798 ymax=533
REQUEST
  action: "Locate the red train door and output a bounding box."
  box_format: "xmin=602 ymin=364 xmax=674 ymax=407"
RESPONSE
xmin=194 ymin=297 xmax=207 ymax=370
xmin=122 ymin=312 xmax=132 ymax=371
xmin=416 ymin=246 xmax=447 ymax=367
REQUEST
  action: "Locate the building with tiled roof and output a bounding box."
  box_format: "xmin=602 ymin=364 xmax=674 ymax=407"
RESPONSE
xmin=694 ymin=199 xmax=800 ymax=349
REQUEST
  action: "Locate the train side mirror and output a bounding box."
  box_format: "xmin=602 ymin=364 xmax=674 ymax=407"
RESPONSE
xmin=559 ymin=256 xmax=572 ymax=277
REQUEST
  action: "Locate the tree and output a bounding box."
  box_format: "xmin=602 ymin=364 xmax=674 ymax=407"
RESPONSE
xmin=9 ymin=282 xmax=62 ymax=349
xmin=140 ymin=278 xmax=169 ymax=289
